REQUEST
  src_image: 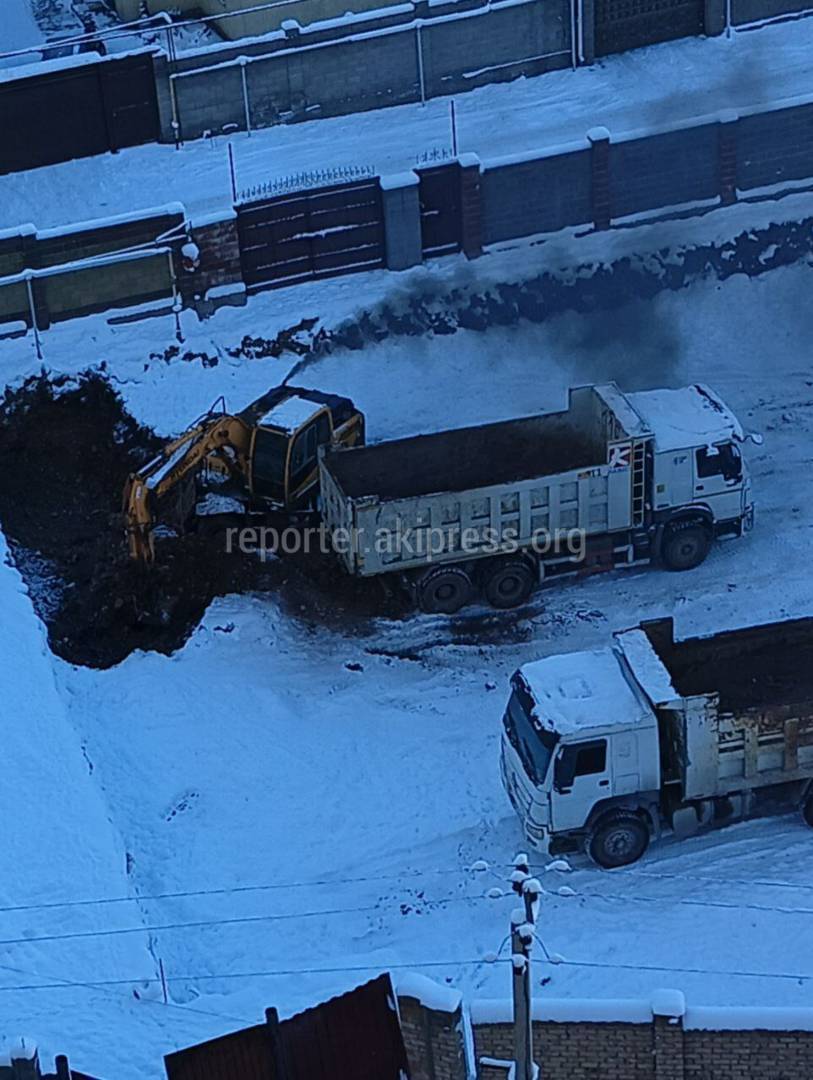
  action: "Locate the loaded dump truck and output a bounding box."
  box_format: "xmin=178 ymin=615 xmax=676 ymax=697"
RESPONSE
xmin=320 ymin=382 xmax=755 ymax=613
xmin=501 ymin=615 xmax=813 ymax=867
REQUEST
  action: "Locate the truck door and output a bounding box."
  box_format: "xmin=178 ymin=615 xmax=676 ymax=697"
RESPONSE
xmin=551 ymin=739 xmax=610 ymax=833
xmin=654 ymin=451 xmax=693 ymax=510
xmin=693 ymin=443 xmax=743 ymax=520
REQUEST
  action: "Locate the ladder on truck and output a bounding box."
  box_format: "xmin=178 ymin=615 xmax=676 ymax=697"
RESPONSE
xmin=631 ymin=441 xmax=646 ymax=527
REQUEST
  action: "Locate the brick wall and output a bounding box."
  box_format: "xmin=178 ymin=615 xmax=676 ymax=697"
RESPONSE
xmin=474 ymin=1018 xmax=656 ymax=1079
xmin=398 ymin=990 xmax=468 ymax=1080
xmin=179 ymin=215 xmax=244 ymax=307
xmin=397 ymin=984 xmax=813 ymax=1080
xmin=684 ymin=1028 xmax=813 ymax=1079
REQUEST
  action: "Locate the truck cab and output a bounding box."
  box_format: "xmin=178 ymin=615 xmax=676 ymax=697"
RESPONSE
xmin=625 ymin=385 xmax=755 ymax=566
xmin=500 ymin=647 xmax=661 ymax=866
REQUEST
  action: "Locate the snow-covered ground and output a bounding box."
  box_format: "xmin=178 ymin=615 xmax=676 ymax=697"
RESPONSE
xmin=2 ymin=15 xmax=813 ymax=231
xmin=2 ymin=0 xmax=44 ymax=53
xmin=3 ymin=186 xmax=813 ymax=1074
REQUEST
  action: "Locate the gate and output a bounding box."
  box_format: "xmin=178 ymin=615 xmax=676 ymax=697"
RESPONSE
xmin=594 ymin=0 xmax=704 ymax=56
xmin=98 ymin=53 xmax=161 ymax=151
xmin=417 ymin=163 xmax=462 ymax=258
xmin=237 ymin=179 xmax=385 ymax=289
xmin=0 ymin=52 xmax=160 ymax=175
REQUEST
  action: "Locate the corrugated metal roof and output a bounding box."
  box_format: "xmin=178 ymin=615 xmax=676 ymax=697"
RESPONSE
xmin=165 ymin=973 xmax=409 ymax=1080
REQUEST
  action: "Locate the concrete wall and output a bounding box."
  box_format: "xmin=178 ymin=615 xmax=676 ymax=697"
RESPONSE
xmin=0 ymin=208 xmax=186 ymax=329
xmin=159 ymin=0 xmax=572 ymax=140
xmin=731 ymin=0 xmax=813 ymax=24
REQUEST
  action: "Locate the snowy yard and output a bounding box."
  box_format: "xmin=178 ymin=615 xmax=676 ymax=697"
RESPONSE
xmin=3 ymin=182 xmax=813 ymax=1075
xmin=2 ymin=0 xmax=44 ymax=53
xmin=2 ymin=14 xmax=813 ymax=230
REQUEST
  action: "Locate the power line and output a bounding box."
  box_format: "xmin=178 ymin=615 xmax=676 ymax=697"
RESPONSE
xmin=0 ymin=867 xmax=481 ymax=916
xmin=627 ymin=867 xmax=813 ymax=894
xmin=0 ymin=894 xmax=488 ymax=950
xmin=0 ymin=958 xmax=253 ymax=1027
xmin=0 ymin=951 xmax=809 ymax=994
xmin=571 ymin=886 xmax=813 ymax=918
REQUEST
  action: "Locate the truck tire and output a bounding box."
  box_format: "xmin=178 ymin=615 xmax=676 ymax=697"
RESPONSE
xmin=661 ymin=521 xmax=711 ymax=571
xmin=588 ymin=812 xmax=649 ymax=868
xmin=483 ymin=559 xmax=535 ymax=609
xmin=417 ymin=567 xmax=472 ymax=614
xmin=802 ymin=794 xmax=813 ymax=828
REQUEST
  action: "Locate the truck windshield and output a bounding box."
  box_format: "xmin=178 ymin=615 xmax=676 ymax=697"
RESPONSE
xmin=502 ymin=682 xmax=558 ymax=786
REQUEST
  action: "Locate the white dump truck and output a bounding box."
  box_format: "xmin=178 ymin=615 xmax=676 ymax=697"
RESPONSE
xmin=500 ymin=615 xmax=813 ymax=867
xmin=319 ymin=382 xmax=755 ymax=613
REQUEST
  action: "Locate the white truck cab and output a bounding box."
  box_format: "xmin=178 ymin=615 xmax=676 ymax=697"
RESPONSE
xmin=500 ymin=648 xmax=661 ymax=863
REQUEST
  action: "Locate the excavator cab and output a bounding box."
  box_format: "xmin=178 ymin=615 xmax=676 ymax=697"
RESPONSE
xmin=243 ymin=387 xmax=364 ymax=510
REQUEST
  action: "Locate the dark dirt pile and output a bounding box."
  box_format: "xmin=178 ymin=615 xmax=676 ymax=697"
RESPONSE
xmin=0 ymin=373 xmax=395 ymax=669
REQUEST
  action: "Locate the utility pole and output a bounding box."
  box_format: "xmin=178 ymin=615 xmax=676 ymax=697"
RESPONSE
xmin=510 ymin=852 xmax=541 ymax=1080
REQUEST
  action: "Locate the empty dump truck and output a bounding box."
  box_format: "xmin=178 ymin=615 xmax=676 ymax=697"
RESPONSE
xmin=319 ymin=382 xmax=755 ymax=613
xmin=501 ymin=615 xmax=813 ymax=867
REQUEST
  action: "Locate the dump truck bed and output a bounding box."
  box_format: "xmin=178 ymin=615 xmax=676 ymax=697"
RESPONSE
xmin=320 ymin=384 xmax=646 ymax=576
xmin=324 ymin=413 xmax=603 ymax=501
xmin=617 ymin=617 xmax=813 ymax=800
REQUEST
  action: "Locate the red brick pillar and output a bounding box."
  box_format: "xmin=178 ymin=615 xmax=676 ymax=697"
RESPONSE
xmin=719 ymin=111 xmax=739 ymax=207
xmin=587 ymin=126 xmax=612 ymax=231
xmin=397 ymin=985 xmax=468 ymax=1080
xmin=458 ymin=153 xmax=483 ymax=259
xmin=652 ymin=991 xmax=686 ymax=1080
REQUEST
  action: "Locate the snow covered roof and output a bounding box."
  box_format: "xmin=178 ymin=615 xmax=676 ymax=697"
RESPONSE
xmin=626 ymin=384 xmax=744 ymax=453
xmin=517 ymin=647 xmax=656 ymax=736
xmin=615 ymin=628 xmax=679 ymax=707
xmin=259 ymin=393 xmax=322 ymax=433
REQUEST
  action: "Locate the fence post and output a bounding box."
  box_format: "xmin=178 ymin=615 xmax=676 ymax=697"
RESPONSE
xmin=458 ymin=153 xmax=483 ymax=259
xmin=651 ymin=991 xmax=686 ymax=1080
xmin=578 ymin=0 xmax=596 ymax=64
xmin=9 ymin=1041 xmax=40 ymax=1080
xmin=718 ymin=111 xmax=738 ymax=206
xmin=54 ymin=1057 xmax=71 ymax=1080
xmin=587 ymin=126 xmax=612 ymax=231
xmin=380 ymin=172 xmax=423 ymax=270
xmin=703 ymin=0 xmax=728 ymax=36
xmin=239 ymin=58 xmax=252 ymax=136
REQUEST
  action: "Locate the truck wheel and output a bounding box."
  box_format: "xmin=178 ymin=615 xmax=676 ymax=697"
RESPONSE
xmin=417 ymin=567 xmax=472 ymax=614
xmin=802 ymin=794 xmax=813 ymax=828
xmin=483 ymin=559 xmax=535 ymax=609
xmin=661 ymin=522 xmax=711 ymax=571
xmin=588 ymin=812 xmax=649 ymax=868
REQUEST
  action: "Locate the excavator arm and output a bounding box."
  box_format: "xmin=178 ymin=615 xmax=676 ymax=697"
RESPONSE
xmin=124 ymin=405 xmax=252 ymax=563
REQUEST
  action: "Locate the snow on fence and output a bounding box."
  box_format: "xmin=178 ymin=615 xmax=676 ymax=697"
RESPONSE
xmin=396 ymin=978 xmax=813 ymax=1080
xmin=4 ymin=88 xmax=813 ymax=340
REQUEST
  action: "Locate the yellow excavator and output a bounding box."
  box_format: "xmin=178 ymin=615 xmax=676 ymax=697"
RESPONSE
xmin=123 ymin=384 xmax=364 ymax=563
